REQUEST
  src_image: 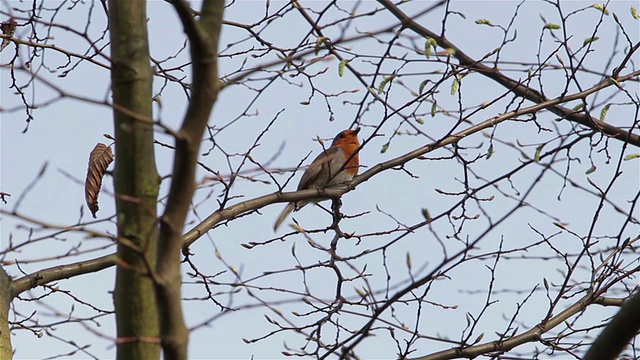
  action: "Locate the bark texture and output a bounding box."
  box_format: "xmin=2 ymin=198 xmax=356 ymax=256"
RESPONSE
xmin=109 ymin=1 xmax=160 ymax=359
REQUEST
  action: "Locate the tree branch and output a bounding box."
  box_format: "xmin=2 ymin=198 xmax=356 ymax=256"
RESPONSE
xmin=156 ymin=1 xmax=225 ymax=359
xmin=377 ymin=0 xmax=640 ymax=147
xmin=10 ymin=254 xmax=117 ymax=299
xmin=409 ymin=295 xmax=621 ymax=360
xmin=182 ymin=71 xmax=638 ymax=249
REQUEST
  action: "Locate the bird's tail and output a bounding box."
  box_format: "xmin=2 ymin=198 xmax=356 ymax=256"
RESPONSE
xmin=273 ymin=202 xmax=296 ymax=231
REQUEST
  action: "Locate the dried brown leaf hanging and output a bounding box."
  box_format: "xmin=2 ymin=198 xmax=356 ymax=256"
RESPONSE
xmin=0 ymin=18 xmax=17 ymax=52
xmin=85 ymin=143 xmax=114 ymax=218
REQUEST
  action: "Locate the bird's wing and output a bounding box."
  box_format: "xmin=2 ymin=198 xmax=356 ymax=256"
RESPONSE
xmin=297 ymin=146 xmax=343 ymax=190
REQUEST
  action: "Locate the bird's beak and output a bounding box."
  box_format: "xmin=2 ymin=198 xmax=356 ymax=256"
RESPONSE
xmin=354 ymin=127 xmax=361 ymax=134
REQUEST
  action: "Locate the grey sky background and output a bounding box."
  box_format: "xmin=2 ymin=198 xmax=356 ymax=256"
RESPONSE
xmin=1 ymin=1 xmax=639 ymax=359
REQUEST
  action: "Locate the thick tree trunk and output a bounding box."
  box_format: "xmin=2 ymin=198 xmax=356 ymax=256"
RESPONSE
xmin=0 ymin=267 xmax=12 ymax=359
xmin=584 ymin=291 xmax=640 ymax=360
xmin=108 ymin=1 xmax=160 ymax=359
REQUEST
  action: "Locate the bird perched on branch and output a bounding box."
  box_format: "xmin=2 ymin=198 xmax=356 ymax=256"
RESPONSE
xmin=273 ymin=128 xmax=361 ymax=231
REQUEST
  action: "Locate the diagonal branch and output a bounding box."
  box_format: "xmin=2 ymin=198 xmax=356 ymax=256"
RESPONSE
xmin=409 ymin=294 xmax=621 ymax=360
xmin=10 ymin=254 xmax=117 ymax=299
xmin=181 ymin=71 xmax=638 ymax=250
xmin=377 ymin=0 xmax=640 ymax=147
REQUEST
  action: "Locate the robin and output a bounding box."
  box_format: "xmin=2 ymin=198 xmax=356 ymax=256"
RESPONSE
xmin=273 ymin=128 xmax=361 ymax=231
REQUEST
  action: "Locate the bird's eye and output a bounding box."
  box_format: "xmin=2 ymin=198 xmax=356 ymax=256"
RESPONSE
xmin=338 ymin=133 xmax=345 ymax=138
